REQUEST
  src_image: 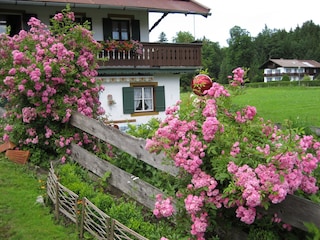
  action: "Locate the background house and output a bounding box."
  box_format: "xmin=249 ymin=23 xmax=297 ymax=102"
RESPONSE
xmin=260 ymin=59 xmax=320 ymax=83
xmin=0 ymin=0 xmax=210 ymax=131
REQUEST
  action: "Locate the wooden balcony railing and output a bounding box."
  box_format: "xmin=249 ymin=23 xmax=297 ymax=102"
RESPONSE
xmin=264 ymin=72 xmax=305 ymax=77
xmin=97 ymin=42 xmax=202 ymax=68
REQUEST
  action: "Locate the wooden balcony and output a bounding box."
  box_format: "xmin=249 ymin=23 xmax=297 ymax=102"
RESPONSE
xmin=264 ymin=72 xmax=305 ymax=77
xmin=97 ymin=42 xmax=202 ymax=68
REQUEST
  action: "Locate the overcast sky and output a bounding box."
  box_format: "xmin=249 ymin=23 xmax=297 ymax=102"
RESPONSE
xmin=149 ymin=0 xmax=320 ymax=47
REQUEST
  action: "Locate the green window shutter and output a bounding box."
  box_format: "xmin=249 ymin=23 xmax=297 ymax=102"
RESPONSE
xmin=103 ymin=18 xmax=112 ymax=40
xmin=131 ymin=20 xmax=140 ymax=41
xmin=155 ymin=86 xmax=165 ymax=112
xmin=122 ymin=87 xmax=134 ymax=114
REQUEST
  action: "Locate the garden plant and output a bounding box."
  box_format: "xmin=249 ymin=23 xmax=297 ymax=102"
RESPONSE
xmin=0 ymin=5 xmax=105 ymax=167
xmin=146 ymin=68 xmax=320 ymax=239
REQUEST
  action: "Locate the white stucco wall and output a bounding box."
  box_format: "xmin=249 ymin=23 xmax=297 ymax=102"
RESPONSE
xmin=2 ymin=4 xmax=180 ymax=130
xmin=1 ymin=5 xmax=149 ymax=42
xmin=263 ymin=67 xmax=306 ymax=82
xmin=99 ymin=74 xmax=180 ymax=131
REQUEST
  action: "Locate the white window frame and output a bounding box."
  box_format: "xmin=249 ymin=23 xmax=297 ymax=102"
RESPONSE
xmin=134 ymin=86 xmax=154 ymax=112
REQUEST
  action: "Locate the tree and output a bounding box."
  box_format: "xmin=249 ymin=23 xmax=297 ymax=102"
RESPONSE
xmin=158 ymin=32 xmax=168 ymax=42
xmin=200 ymin=37 xmax=223 ymax=81
xmin=172 ymin=31 xmax=195 ymax=43
xmin=173 ymin=31 xmax=195 ymax=91
xmin=227 ymin=26 xmax=254 ymax=68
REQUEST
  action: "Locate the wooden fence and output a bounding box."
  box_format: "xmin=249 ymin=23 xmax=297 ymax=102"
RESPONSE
xmin=46 ymin=162 xmax=148 ymax=240
xmin=1 ymin=105 xmax=320 ymax=238
xmin=70 ymin=111 xmax=320 ymax=234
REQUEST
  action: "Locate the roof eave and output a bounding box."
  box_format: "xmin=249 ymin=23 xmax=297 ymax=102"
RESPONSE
xmin=149 ymin=9 xmax=211 ymax=18
xmin=0 ymin=0 xmax=210 ymax=17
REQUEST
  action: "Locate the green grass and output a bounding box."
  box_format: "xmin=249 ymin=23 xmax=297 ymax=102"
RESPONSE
xmin=182 ymin=87 xmax=320 ymax=127
xmin=232 ymin=87 xmax=320 ymax=126
xmin=0 ymin=156 xmax=78 ymax=240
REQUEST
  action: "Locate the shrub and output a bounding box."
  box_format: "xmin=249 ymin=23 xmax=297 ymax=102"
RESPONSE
xmin=56 ymin=162 xmax=178 ymax=239
xmin=281 ymin=74 xmax=290 ymax=81
xmin=146 ymin=68 xmax=320 ymax=239
xmin=247 ymin=80 xmax=320 ymax=88
xmin=0 ymin=5 xmax=105 ymax=166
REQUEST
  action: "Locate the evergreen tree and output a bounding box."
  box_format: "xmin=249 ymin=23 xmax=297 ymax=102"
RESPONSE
xmin=158 ymin=32 xmax=168 ymax=42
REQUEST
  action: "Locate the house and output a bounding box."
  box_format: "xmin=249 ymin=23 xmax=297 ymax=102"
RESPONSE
xmin=0 ymin=0 xmax=210 ymax=131
xmin=260 ymin=58 xmax=320 ymax=83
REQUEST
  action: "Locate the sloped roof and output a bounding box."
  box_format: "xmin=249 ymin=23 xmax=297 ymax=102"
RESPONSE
xmin=4 ymin=0 xmax=211 ymax=17
xmin=260 ymin=59 xmax=320 ymax=69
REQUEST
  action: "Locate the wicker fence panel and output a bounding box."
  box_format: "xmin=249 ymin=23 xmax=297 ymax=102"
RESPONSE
xmin=46 ymin=165 xmax=58 ymax=202
xmin=57 ymin=183 xmax=79 ymax=225
xmin=80 ymin=197 xmax=111 ymax=240
xmin=111 ymin=219 xmax=149 ymax=240
xmin=47 ymin=164 xmax=148 ymax=239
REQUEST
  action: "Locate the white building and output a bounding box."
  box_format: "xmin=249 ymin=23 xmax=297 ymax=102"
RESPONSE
xmin=0 ymin=0 xmax=210 ymax=130
xmin=260 ymin=59 xmax=320 ymax=83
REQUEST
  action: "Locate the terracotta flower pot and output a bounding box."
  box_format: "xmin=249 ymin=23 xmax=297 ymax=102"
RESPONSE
xmin=5 ymin=150 xmax=30 ymax=164
xmin=0 ymin=141 xmax=16 ymax=153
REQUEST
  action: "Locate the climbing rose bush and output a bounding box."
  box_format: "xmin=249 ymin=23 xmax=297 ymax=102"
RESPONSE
xmin=0 ymin=6 xmax=105 ymax=165
xmin=146 ymin=68 xmax=320 ymax=239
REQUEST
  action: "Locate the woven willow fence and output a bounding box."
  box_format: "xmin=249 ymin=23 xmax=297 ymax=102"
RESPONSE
xmin=46 ymin=163 xmax=148 ymax=240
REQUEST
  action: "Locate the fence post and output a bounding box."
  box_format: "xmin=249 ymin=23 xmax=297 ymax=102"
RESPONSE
xmin=79 ymin=198 xmax=86 ymax=239
xmin=54 ymin=181 xmax=59 ymax=220
xmin=109 ymin=219 xmax=115 ymax=240
xmin=74 ymin=196 xmax=79 ymax=235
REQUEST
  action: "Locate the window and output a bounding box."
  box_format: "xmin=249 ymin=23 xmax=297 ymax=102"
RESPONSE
xmin=0 ymin=11 xmax=37 ymax=36
xmin=50 ymin=12 xmax=92 ymax=30
xmin=134 ymin=86 xmax=153 ymax=112
xmin=74 ymin=13 xmax=92 ymax=30
xmin=0 ymin=18 xmax=6 ymax=34
xmin=112 ymin=20 xmax=129 ymax=40
xmin=103 ymin=15 xmax=140 ymax=41
xmin=122 ymin=83 xmax=165 ymax=115
xmin=0 ymin=13 xmax=22 ymax=36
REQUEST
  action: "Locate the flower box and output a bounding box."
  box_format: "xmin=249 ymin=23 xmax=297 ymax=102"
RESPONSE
xmin=5 ymin=150 xmax=30 ymax=164
xmin=0 ymin=141 xmax=16 ymax=153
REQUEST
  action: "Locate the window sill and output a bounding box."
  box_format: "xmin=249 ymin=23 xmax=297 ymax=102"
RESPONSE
xmin=131 ymin=111 xmax=159 ymax=117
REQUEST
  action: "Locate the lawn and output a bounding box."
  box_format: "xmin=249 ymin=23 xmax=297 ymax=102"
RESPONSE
xmin=0 ymin=156 xmax=78 ymax=240
xmin=232 ymin=87 xmax=320 ymax=127
xmin=181 ymin=86 xmax=320 ymax=127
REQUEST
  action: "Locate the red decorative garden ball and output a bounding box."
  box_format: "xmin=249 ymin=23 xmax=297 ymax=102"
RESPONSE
xmin=191 ymin=74 xmax=213 ymax=96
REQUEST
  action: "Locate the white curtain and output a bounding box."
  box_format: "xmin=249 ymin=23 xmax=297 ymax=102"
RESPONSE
xmin=134 ymin=88 xmax=142 ymax=110
xmin=144 ymin=87 xmax=152 ymax=110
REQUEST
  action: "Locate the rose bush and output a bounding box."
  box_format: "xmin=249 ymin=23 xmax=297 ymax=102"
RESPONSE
xmin=0 ymin=6 xmax=105 ymax=166
xmin=146 ymin=68 xmax=320 ymax=239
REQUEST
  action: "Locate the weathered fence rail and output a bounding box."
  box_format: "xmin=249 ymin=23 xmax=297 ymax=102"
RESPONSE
xmin=70 ymin=111 xmax=320 ymax=233
xmin=71 ymin=143 xmax=166 ymax=210
xmin=46 ymin=163 xmax=148 ymax=240
xmin=70 ymin=111 xmax=178 ymax=176
xmin=259 ymin=195 xmax=320 ymax=231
